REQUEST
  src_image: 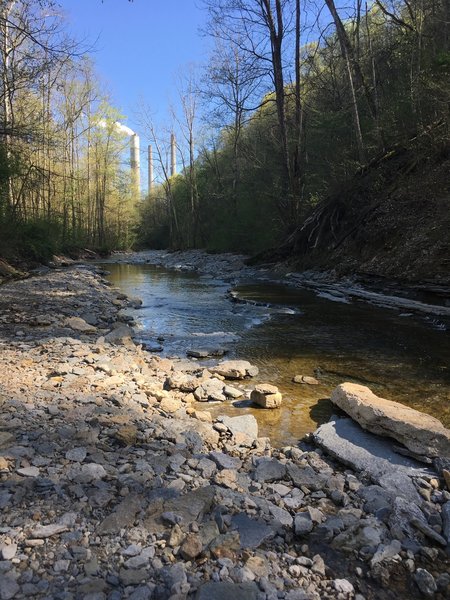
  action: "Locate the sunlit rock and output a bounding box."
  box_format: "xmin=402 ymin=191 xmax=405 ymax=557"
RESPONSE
xmin=251 ymin=384 xmax=282 ymax=409
xmin=212 ymin=360 xmax=259 ymax=380
xmin=293 ymin=375 xmax=319 ymax=385
xmin=331 ymin=382 xmax=450 ymax=458
xmin=217 ymin=415 xmax=258 ymax=440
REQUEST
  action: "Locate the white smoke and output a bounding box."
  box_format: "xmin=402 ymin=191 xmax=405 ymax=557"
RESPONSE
xmin=96 ymin=119 xmax=136 ymax=137
xmin=114 ymin=122 xmax=135 ymax=136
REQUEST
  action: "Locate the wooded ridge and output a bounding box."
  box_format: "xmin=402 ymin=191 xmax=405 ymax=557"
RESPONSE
xmin=0 ymin=0 xmax=448 ymax=282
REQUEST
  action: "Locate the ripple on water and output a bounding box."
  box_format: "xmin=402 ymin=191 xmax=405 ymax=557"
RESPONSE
xmin=100 ymin=262 xmax=450 ymax=445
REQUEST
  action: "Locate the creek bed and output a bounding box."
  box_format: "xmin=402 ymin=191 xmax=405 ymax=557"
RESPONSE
xmin=101 ymin=261 xmax=450 ymax=446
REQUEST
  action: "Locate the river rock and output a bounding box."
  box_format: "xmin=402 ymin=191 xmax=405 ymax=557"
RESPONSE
xmin=210 ymin=451 xmax=242 ymax=470
xmin=165 ymin=372 xmax=197 ymax=392
xmin=218 ymin=415 xmax=258 ymax=439
xmin=2 ymin=261 xmax=449 ymax=599
xmin=195 ymin=581 xmax=259 ymax=600
xmin=97 ymin=494 xmax=142 ymax=534
xmin=212 ymin=360 xmax=259 ymax=379
xmin=17 ymin=466 xmax=39 ymax=477
xmin=0 ymin=543 xmax=17 ymax=560
xmin=370 ymin=540 xmax=402 ymax=567
xmin=158 ymin=486 xmax=216 ymax=526
xmin=187 ymin=348 xmax=226 ymax=358
xmin=104 ymin=324 xmax=134 ymax=344
xmin=30 ymin=523 xmax=69 ymax=538
xmin=294 ymin=512 xmax=314 ymax=536
xmin=313 ymin=417 xmax=432 ymax=485
xmin=65 ymin=316 xmax=96 ymax=333
xmin=180 ymin=533 xmax=203 ymax=559
xmin=194 ymin=378 xmax=226 ymax=402
xmin=293 ymin=375 xmax=319 ymax=385
xmin=231 ymin=512 xmax=275 ymax=548
xmin=331 ymin=382 xmax=450 ymax=458
xmin=0 ymin=575 xmax=20 ymax=600
xmin=0 ymin=432 xmax=15 ymax=448
xmin=65 ymin=446 xmax=87 ymax=462
xmin=287 ymin=463 xmax=328 ymax=491
xmin=254 ymin=457 xmax=287 ymax=482
xmin=250 ymin=384 xmax=282 ymax=408
xmin=159 ymin=396 xmax=182 ymax=413
xmin=414 ymin=569 xmax=437 ymax=597
xmin=127 ymin=295 xmax=142 ymax=308
xmin=223 ymin=385 xmax=243 ymax=399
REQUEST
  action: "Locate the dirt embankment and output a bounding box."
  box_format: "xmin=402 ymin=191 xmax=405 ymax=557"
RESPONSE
xmin=268 ymin=134 xmax=450 ymax=288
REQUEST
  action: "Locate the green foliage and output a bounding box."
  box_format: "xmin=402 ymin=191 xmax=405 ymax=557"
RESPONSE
xmin=0 ymin=217 xmax=61 ymax=263
xmin=135 ymin=0 xmax=449 ymax=255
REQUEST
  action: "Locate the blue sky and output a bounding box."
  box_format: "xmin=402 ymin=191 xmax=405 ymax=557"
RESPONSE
xmin=59 ymin=0 xmax=208 ymax=133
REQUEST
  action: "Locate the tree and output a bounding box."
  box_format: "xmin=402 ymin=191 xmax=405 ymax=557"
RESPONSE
xmin=173 ymin=68 xmax=201 ymax=246
xmin=203 ymin=37 xmax=262 ymax=216
xmin=203 ymin=0 xmax=299 ymax=225
xmin=324 ymin=0 xmax=368 ymax=163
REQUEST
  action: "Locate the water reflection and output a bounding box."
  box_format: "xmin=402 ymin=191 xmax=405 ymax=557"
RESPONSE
xmin=101 ymin=263 xmax=450 ymax=446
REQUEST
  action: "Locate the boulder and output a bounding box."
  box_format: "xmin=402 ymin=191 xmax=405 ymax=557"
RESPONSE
xmin=212 ymin=360 xmax=259 ymax=380
xmin=251 ymin=384 xmax=282 ymax=409
xmin=331 ymin=382 xmax=450 ymax=458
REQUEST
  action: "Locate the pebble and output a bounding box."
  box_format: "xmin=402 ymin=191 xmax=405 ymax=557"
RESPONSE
xmin=65 ymin=447 xmax=87 ymax=462
xmin=17 ymin=466 xmax=39 ymax=477
xmin=414 ymin=568 xmax=437 ymax=597
xmin=0 ymin=544 xmax=17 ymax=560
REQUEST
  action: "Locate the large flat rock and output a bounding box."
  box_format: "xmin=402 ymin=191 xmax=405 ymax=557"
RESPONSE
xmin=313 ymin=417 xmax=433 ymax=496
xmin=331 ymin=383 xmax=450 ymax=459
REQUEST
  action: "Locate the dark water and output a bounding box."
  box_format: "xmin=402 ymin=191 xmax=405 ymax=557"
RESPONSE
xmin=102 ymin=262 xmax=450 ymax=446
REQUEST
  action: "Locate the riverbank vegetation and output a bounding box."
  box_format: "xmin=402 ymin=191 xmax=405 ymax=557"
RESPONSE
xmin=0 ymin=1 xmax=138 ymax=266
xmin=139 ymin=0 xmax=449 ymax=261
xmin=0 ymin=0 xmax=448 ymax=275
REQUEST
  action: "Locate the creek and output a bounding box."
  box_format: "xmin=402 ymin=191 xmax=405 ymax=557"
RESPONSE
xmin=101 ymin=261 xmax=450 ymax=447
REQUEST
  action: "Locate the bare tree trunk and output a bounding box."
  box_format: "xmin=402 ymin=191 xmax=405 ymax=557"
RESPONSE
xmin=261 ymin=0 xmax=293 ymax=219
xmin=365 ymin=1 xmax=384 ymax=149
xmin=0 ymin=1 xmax=16 ymax=213
xmin=292 ymin=0 xmax=304 ymax=219
xmin=325 ymin=0 xmax=367 ymax=163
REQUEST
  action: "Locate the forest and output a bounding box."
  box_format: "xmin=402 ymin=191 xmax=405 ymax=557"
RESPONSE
xmin=0 ymin=0 xmax=449 ymax=263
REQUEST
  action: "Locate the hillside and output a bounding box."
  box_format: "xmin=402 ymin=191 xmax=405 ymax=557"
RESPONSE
xmin=266 ymin=130 xmax=450 ymax=287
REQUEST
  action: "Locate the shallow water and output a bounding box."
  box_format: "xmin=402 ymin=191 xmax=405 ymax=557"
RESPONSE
xmin=102 ymin=262 xmax=450 ymax=446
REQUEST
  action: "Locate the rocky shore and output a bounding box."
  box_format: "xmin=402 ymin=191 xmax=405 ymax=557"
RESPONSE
xmin=0 ymin=264 xmax=449 ymax=600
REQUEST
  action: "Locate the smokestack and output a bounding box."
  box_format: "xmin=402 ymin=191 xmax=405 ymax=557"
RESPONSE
xmin=148 ymin=145 xmax=153 ymax=193
xmin=170 ymin=133 xmax=176 ymax=177
xmin=130 ymin=133 xmax=140 ymax=197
